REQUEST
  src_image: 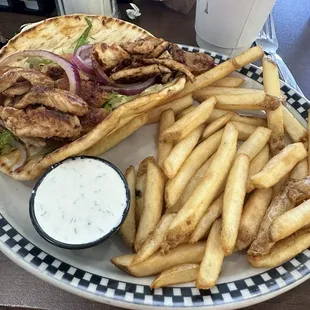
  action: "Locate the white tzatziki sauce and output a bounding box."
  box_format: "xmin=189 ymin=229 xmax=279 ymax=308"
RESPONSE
xmin=33 ymin=157 xmax=128 ymax=245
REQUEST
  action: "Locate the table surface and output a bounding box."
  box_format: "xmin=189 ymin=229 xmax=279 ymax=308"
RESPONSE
xmin=0 ymin=0 xmax=310 ymax=309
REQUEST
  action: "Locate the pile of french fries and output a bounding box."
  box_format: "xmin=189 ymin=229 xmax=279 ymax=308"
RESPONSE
xmin=112 ymin=46 xmax=310 ymax=290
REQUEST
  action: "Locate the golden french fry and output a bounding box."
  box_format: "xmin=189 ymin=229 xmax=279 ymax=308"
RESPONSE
xmin=272 ymin=174 xmax=289 ymax=199
xmin=222 ymin=153 xmax=249 ymax=255
xmin=248 ymin=229 xmax=310 ymax=268
xmin=150 ymin=264 xmax=199 ymax=289
xmin=165 ymin=129 xmax=223 ymax=207
xmin=262 ymin=57 xmax=285 ymax=155
xmin=157 ymin=109 xmax=175 ymax=168
xmin=135 ymin=161 xmax=164 ymax=252
xmin=283 ymin=106 xmax=308 ymax=142
xmin=85 ymin=113 xmax=148 ymax=156
xmin=147 ymin=95 xmax=193 ymax=123
xmin=162 ymin=125 xmax=204 ymax=179
xmin=214 ymin=93 xmax=281 ymax=111
xmin=210 ymin=76 xmax=244 ymax=88
xmin=135 ymin=157 xmax=155 ymax=225
xmin=190 ymin=194 xmax=223 ymax=243
xmin=246 ymin=145 xmax=270 ymax=192
xmin=202 ymin=112 xmax=234 ymax=139
xmin=119 ymin=166 xmax=136 ymax=250
xmin=236 ymin=188 xmax=273 ymax=250
xmin=269 ymin=199 xmax=310 ymax=243
xmin=229 ymin=121 xmax=258 ymax=141
xmin=236 ymin=126 xmax=271 ymax=161
xmin=176 ymin=106 xmax=197 ymax=120
xmin=196 ymin=219 xmax=225 ymax=289
xmin=207 ymin=109 xmax=267 ymax=127
xmin=160 ymin=97 xmax=216 ymax=142
xmin=132 ymin=213 xmax=175 ymax=266
xmin=290 ymin=159 xmax=308 ymax=180
xmin=111 ymin=242 xmax=205 ymax=277
xmin=171 ymin=46 xmax=264 ymax=100
xmin=163 ymin=123 xmax=238 ymax=249
xmin=193 ymin=86 xmax=263 ymax=102
xmin=250 ymin=142 xmax=307 ymax=189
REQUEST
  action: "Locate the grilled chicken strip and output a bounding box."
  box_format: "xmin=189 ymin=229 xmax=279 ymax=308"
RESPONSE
xmin=92 ymin=43 xmax=130 ymax=71
xmin=0 ymin=68 xmax=54 ymax=93
xmin=2 ymin=81 xmax=31 ymax=97
xmin=170 ymin=44 xmax=214 ymax=75
xmin=79 ymin=107 xmax=107 ymax=135
xmin=121 ymin=37 xmax=164 ymax=55
xmin=0 ymin=106 xmax=81 ymax=139
xmin=147 ymin=41 xmax=170 ymax=58
xmin=142 ymin=58 xmax=195 ymax=82
xmin=110 ymin=64 xmax=171 ymax=82
xmin=14 ymin=86 xmax=88 ymax=116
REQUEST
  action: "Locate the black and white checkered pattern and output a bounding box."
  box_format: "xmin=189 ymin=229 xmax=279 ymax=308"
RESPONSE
xmin=0 ymin=45 xmax=310 ymax=308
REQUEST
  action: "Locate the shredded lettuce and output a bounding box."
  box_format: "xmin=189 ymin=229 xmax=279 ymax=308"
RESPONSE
xmin=74 ymin=17 xmax=93 ymax=51
xmin=103 ymin=93 xmax=135 ymax=112
xmin=0 ymin=129 xmax=15 ymax=156
xmin=26 ymin=57 xmax=54 ymax=70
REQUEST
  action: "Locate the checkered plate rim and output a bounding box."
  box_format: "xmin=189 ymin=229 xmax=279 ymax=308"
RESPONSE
xmin=0 ymin=44 xmax=309 ymax=309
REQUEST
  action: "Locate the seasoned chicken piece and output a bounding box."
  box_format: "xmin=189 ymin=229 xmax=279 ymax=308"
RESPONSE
xmin=142 ymin=58 xmax=195 ymax=82
xmin=92 ymin=43 xmax=130 ymax=71
xmin=2 ymin=96 xmax=22 ymax=107
xmin=121 ymin=37 xmax=164 ymax=55
xmin=0 ymin=68 xmax=54 ymax=93
xmin=54 ymin=77 xmax=69 ymax=91
xmin=0 ymin=106 xmax=81 ymax=139
xmin=171 ymin=44 xmax=214 ymax=75
xmin=110 ymin=64 xmax=171 ymax=82
xmin=79 ymin=80 xmax=109 ymax=108
xmin=79 ymin=107 xmax=107 ymax=135
xmin=2 ymin=81 xmax=31 ymax=97
xmin=19 ymin=137 xmax=47 ymax=148
xmin=40 ymin=64 xmax=66 ymax=80
xmin=147 ymin=41 xmax=170 ymax=58
xmin=14 ymin=86 xmax=88 ymax=116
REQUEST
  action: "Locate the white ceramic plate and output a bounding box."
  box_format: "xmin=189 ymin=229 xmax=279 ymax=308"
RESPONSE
xmin=0 ymin=45 xmax=309 ymax=310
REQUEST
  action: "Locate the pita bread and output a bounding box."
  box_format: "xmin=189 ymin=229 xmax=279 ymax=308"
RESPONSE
xmin=0 ymin=14 xmax=186 ymax=180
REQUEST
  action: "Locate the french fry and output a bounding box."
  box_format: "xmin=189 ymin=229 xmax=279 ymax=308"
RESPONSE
xmin=210 ymin=76 xmax=244 ymax=88
xmin=272 ymin=174 xmax=289 ymax=199
xmin=248 ymin=229 xmax=310 ymax=268
xmin=135 ymin=161 xmax=164 ymax=251
xmin=190 ymin=194 xmax=223 ymax=243
xmin=250 ymin=142 xmax=307 ymax=189
xmin=214 ymin=93 xmax=281 ymax=111
xmin=132 ymin=214 xmax=175 ymax=266
xmin=196 ymin=219 xmax=225 ymax=289
xmin=262 ymin=57 xmax=285 ymax=155
xmin=193 ymin=86 xmax=263 ymax=102
xmin=162 ymin=125 xmax=204 ymax=179
xmin=163 ymin=123 xmax=238 ymax=250
xmin=171 ymin=46 xmax=264 ymax=100
xmin=160 ymin=97 xmax=216 ymax=142
xmin=111 ymin=242 xmax=205 ymax=277
xmin=229 ymin=121 xmax=258 ymax=141
xmin=165 ymin=129 xmax=223 ymax=207
xmin=202 ymin=112 xmax=234 ymax=139
xmin=151 ymin=264 xmax=199 ymax=289
xmin=236 ymin=126 xmax=271 ymax=161
xmin=157 ymin=109 xmax=175 ymax=168
xmin=207 ymin=109 xmax=267 ymax=127
xmin=246 ymin=145 xmax=270 ymax=192
xmin=283 ymin=106 xmax=308 ymax=142
xmin=222 ymin=154 xmax=249 ymax=255
xmin=147 ymin=95 xmax=193 ymax=123
xmin=236 ymin=188 xmax=273 ymax=250
xmin=269 ymin=199 xmax=310 ymax=243
xmin=290 ymin=159 xmax=308 ymax=180
xmin=85 ymin=113 xmax=148 ymax=156
xmin=135 ymin=157 xmax=155 ymax=225
xmin=119 ymin=166 xmax=136 ymax=250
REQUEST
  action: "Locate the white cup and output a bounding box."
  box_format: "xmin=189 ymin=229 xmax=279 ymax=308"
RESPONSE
xmin=195 ymin=0 xmax=276 ymax=56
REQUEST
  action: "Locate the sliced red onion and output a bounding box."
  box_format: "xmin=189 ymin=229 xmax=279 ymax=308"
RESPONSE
xmin=72 ymin=44 xmax=95 ymax=77
xmin=11 ymin=140 xmax=27 ymax=171
xmin=101 ymin=77 xmax=156 ymax=96
xmin=0 ymin=50 xmax=80 ymax=94
xmin=92 ymin=56 xmax=112 ymax=85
